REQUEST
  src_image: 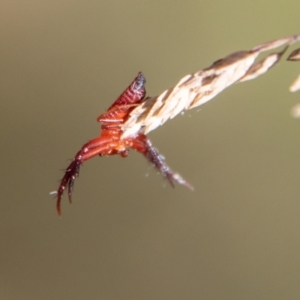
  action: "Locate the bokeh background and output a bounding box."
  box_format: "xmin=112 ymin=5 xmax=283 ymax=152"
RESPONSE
xmin=1 ymin=1 xmax=300 ymax=299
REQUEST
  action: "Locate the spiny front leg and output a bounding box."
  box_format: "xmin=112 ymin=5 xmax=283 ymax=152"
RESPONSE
xmin=56 ymin=134 xmax=120 ymax=215
xmin=128 ymin=134 xmax=194 ymax=190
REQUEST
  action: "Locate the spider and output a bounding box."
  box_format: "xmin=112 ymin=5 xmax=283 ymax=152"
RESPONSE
xmin=55 ymin=72 xmax=192 ymax=215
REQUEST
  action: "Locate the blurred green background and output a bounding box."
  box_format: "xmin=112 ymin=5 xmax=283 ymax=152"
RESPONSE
xmin=1 ymin=1 xmax=300 ymax=299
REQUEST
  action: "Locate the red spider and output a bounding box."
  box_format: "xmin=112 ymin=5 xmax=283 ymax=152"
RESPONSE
xmin=55 ymin=72 xmax=193 ymax=215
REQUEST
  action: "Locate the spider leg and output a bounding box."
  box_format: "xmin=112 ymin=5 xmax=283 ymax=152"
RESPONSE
xmin=126 ymin=134 xmax=194 ymax=190
xmin=56 ymin=134 xmax=120 ymax=215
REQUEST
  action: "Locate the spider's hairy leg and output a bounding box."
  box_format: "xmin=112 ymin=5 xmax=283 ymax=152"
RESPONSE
xmin=126 ymin=133 xmax=194 ymax=190
xmin=56 ymin=131 xmax=121 ymax=215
